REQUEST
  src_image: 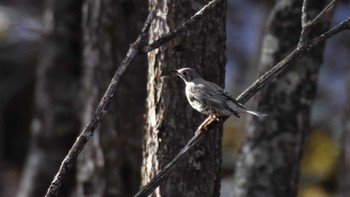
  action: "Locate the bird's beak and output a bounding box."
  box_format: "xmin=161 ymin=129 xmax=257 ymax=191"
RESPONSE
xmin=170 ymin=70 xmax=180 ymax=76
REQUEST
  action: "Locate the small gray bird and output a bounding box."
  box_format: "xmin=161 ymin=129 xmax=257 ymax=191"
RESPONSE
xmin=175 ymin=67 xmax=266 ymax=129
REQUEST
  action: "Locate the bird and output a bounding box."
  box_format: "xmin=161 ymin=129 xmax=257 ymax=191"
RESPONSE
xmin=174 ymin=67 xmax=267 ymax=130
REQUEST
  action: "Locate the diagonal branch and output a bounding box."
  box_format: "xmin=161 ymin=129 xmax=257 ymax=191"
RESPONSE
xmin=299 ymin=0 xmax=337 ymax=46
xmin=142 ymin=0 xmax=223 ymax=52
xmin=134 ymin=4 xmax=350 ymax=197
xmin=309 ymin=0 xmax=337 ymax=26
xmin=134 ymin=128 xmax=209 ymax=197
xmin=309 ymin=17 xmax=350 ymax=47
xmin=44 ymin=10 xmax=156 ymax=197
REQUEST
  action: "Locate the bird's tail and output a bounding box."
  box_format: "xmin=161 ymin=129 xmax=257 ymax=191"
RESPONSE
xmin=245 ymin=109 xmax=267 ymax=117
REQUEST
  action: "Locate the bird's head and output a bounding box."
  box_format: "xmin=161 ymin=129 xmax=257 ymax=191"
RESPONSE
xmin=174 ymin=67 xmax=200 ymax=83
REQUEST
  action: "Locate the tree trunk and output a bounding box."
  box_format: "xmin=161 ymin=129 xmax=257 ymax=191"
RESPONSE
xmin=76 ymin=0 xmax=147 ymax=196
xmin=339 ymin=19 xmax=350 ymax=197
xmin=232 ymin=1 xmax=332 ymax=197
xmin=340 ymin=75 xmax=350 ymax=196
xmin=141 ymin=1 xmax=226 ymax=196
xmin=17 ymin=1 xmax=82 ymax=196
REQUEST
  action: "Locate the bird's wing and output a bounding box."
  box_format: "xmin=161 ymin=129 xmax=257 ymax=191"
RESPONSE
xmin=193 ymin=80 xmax=246 ymax=111
xmin=203 ymin=82 xmax=267 ymax=116
xmin=189 ymin=79 xmax=267 ymax=117
xmin=217 ymin=89 xmax=246 ymax=109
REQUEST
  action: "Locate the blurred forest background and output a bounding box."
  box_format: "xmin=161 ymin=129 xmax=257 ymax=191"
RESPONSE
xmin=0 ymin=0 xmax=349 ymax=197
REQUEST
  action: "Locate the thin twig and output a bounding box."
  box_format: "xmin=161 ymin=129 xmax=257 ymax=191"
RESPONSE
xmin=309 ymin=17 xmax=350 ymax=48
xmin=134 ymin=4 xmax=349 ymax=197
xmin=301 ymin=0 xmax=309 ymax=28
xmin=44 ymin=10 xmax=156 ymax=197
xmin=299 ymin=0 xmax=310 ymax=45
xmin=309 ymin=0 xmax=337 ymax=26
xmin=236 ymin=16 xmax=349 ymax=103
xmin=142 ymin=0 xmax=223 ymax=52
xmin=299 ymin=0 xmax=337 ymax=46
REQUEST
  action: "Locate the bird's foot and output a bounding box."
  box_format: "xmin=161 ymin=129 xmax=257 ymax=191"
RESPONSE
xmin=196 ymin=115 xmax=219 ymax=134
xmin=212 ymin=114 xmax=219 ymax=121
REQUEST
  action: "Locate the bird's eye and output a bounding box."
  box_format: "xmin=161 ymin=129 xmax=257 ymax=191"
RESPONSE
xmin=183 ymin=71 xmax=188 ymax=76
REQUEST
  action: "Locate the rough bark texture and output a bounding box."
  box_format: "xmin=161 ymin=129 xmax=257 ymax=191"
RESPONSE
xmin=142 ymin=0 xmax=226 ymax=196
xmin=76 ymin=0 xmax=147 ymax=196
xmin=232 ymin=1 xmax=332 ymax=197
xmin=17 ymin=1 xmax=82 ymax=196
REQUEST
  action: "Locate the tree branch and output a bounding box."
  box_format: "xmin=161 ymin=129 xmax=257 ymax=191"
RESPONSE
xmin=299 ymin=0 xmax=337 ymax=46
xmin=301 ymin=0 xmax=309 ymax=28
xmin=134 ymin=3 xmax=349 ymax=197
xmin=134 ymin=128 xmax=209 ymax=197
xmin=309 ymin=0 xmax=337 ymax=26
xmin=142 ymin=0 xmax=223 ymax=52
xmin=299 ymin=0 xmax=310 ymax=45
xmin=309 ymin=17 xmax=350 ymax=48
xmin=44 ymin=10 xmax=156 ymax=197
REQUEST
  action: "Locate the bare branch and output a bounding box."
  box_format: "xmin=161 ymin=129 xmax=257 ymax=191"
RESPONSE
xmin=44 ymin=10 xmax=156 ymax=197
xmin=301 ymin=0 xmax=309 ymax=28
xmin=134 ymin=128 xmax=209 ymax=197
xmin=236 ymin=50 xmax=302 ymax=103
xmin=134 ymin=6 xmax=349 ymax=197
xmin=299 ymin=0 xmax=310 ymax=45
xmin=309 ymin=0 xmax=337 ymax=26
xmin=309 ymin=17 xmax=350 ymax=47
xmin=299 ymin=0 xmax=337 ymax=46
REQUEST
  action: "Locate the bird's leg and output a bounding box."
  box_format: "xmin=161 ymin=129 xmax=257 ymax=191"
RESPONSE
xmin=197 ymin=117 xmax=211 ymax=131
xmin=212 ymin=114 xmax=219 ymax=121
xmin=196 ymin=114 xmax=219 ymax=132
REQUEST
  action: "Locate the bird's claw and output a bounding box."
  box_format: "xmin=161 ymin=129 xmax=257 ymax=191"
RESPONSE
xmin=196 ymin=115 xmax=219 ymax=133
xmin=211 ymin=114 xmax=219 ymax=121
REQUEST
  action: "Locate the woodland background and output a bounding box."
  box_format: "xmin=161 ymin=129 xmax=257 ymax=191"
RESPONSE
xmin=0 ymin=0 xmax=349 ymax=197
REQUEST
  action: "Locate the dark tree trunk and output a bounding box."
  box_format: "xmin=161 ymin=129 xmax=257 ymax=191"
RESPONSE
xmin=17 ymin=0 xmax=82 ymax=196
xmin=76 ymin=0 xmax=147 ymax=196
xmin=141 ymin=0 xmax=226 ymax=196
xmin=232 ymin=1 xmax=333 ymax=197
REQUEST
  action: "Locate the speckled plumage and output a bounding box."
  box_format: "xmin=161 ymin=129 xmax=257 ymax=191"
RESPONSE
xmin=175 ymin=67 xmax=266 ymax=118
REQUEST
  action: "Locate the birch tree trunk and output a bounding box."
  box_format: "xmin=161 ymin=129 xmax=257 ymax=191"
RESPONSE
xmin=142 ymin=1 xmax=226 ymax=196
xmin=76 ymin=0 xmax=147 ymax=196
xmin=17 ymin=1 xmax=82 ymax=196
xmin=232 ymin=1 xmax=333 ymax=197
